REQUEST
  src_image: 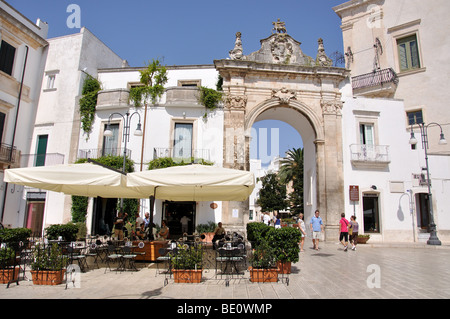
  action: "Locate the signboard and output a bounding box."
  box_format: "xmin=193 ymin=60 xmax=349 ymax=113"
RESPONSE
xmin=349 ymin=185 xmax=359 ymax=202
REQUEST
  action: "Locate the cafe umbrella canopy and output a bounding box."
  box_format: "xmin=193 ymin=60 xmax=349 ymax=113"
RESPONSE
xmin=3 ymin=162 xmax=146 ymax=199
xmin=127 ymin=164 xmax=255 ymax=236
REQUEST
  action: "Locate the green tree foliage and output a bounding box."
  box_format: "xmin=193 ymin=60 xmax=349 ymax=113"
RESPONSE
xmin=129 ymin=59 xmax=168 ymax=107
xmin=256 ymin=172 xmax=288 ymax=213
xmin=279 ymin=148 xmax=304 ymax=215
xmin=79 ymin=75 xmax=101 ymax=137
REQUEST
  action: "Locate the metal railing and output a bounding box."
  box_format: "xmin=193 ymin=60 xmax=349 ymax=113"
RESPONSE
xmin=77 ymin=148 xmax=132 ymax=160
xmin=351 ymin=68 xmax=399 ymax=90
xmin=350 ymin=144 xmax=390 ymax=163
xmin=20 ymin=153 xmax=65 ymax=167
xmin=0 ymin=143 xmax=17 ymax=164
xmin=153 ymin=147 xmax=210 ymax=162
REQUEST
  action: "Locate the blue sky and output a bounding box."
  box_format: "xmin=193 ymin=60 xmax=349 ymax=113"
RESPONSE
xmin=8 ymin=0 xmax=346 ymax=166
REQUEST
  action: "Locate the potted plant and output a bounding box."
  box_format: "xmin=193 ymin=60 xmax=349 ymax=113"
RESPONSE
xmin=170 ymin=244 xmax=203 ymax=283
xmin=196 ymin=221 xmax=217 ymax=243
xmin=248 ymin=240 xmax=279 ymax=283
xmin=31 ymin=243 xmax=68 ymax=285
xmin=267 ymin=227 xmax=302 ymax=274
xmin=0 ymin=247 xmax=19 ymax=284
xmin=357 ymin=234 xmax=370 ymax=244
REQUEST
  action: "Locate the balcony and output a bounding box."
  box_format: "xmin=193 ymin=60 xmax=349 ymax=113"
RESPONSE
xmin=20 ymin=153 xmax=65 ymax=167
xmin=351 ymin=68 xmax=399 ymax=98
xmin=0 ymin=143 xmax=18 ymax=168
xmin=77 ymin=148 xmax=132 ymax=160
xmin=164 ymin=87 xmax=201 ymax=107
xmin=350 ymin=144 xmax=390 ymax=169
xmin=153 ymin=147 xmax=210 ymax=162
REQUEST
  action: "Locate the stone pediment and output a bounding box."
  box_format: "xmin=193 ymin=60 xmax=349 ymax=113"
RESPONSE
xmin=229 ymin=20 xmax=314 ymax=66
xmin=246 ymin=33 xmax=314 ymax=66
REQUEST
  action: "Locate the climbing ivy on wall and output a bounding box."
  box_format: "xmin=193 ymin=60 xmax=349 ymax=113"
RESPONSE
xmin=79 ymin=75 xmax=101 ymax=138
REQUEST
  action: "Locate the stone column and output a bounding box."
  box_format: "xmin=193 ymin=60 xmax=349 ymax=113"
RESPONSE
xmin=222 ymin=94 xmax=249 ymax=232
xmin=321 ymin=99 xmax=345 ymax=241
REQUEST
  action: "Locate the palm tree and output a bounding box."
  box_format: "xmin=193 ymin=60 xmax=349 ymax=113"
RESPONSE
xmin=279 ymin=148 xmax=304 ymax=215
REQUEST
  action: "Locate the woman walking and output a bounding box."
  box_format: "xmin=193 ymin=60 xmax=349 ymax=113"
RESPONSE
xmin=349 ymin=215 xmax=359 ymax=250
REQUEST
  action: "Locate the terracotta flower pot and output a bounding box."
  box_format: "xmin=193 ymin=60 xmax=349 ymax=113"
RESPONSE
xmin=277 ymin=261 xmax=292 ymax=274
xmin=172 ymin=269 xmax=202 ymax=283
xmin=0 ymin=267 xmax=20 ymax=284
xmin=357 ymin=236 xmax=370 ymax=244
xmin=31 ymin=269 xmax=66 ymax=285
xmin=249 ymin=267 xmax=279 ymax=283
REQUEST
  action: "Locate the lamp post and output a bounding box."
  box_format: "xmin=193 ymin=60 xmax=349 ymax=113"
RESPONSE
xmin=409 ymin=122 xmax=447 ymax=245
xmin=104 ymin=111 xmax=143 ymax=210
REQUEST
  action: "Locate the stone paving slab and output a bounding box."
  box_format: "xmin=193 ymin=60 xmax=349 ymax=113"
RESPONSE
xmin=1 ymin=239 xmax=450 ymax=300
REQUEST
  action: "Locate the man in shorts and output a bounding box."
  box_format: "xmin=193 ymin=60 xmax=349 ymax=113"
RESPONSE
xmin=310 ymin=210 xmax=323 ymax=250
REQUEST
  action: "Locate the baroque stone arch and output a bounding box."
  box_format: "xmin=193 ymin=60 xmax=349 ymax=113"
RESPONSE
xmin=244 ymin=98 xmax=324 ymax=142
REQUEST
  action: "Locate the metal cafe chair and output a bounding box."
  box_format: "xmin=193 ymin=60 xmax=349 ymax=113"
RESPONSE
xmin=67 ymin=246 xmax=89 ymax=273
xmin=121 ymin=245 xmax=138 ymax=271
xmin=104 ymin=244 xmax=124 ymax=273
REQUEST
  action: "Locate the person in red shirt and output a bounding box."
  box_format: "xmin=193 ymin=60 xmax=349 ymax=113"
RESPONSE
xmin=339 ymin=213 xmax=350 ymax=251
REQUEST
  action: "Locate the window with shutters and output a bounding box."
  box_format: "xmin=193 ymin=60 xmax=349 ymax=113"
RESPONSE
xmin=0 ymin=40 xmax=16 ymax=76
xmin=397 ymin=35 xmax=420 ymax=72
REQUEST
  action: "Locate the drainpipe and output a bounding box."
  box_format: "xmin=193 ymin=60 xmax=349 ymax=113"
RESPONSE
xmin=1 ymin=45 xmax=29 ymax=223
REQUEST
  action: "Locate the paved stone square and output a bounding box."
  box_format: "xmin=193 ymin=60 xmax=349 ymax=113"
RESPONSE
xmin=1 ymin=238 xmax=450 ymax=300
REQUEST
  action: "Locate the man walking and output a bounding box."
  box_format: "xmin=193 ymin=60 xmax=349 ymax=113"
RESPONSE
xmin=310 ymin=210 xmax=323 ymax=250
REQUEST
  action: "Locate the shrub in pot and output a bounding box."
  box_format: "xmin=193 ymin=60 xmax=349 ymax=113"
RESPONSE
xmin=196 ymin=221 xmax=216 ymax=243
xmin=45 ymin=223 xmax=79 ymax=242
xmin=267 ymin=227 xmax=302 ymax=274
xmin=249 ymin=240 xmax=279 ymax=283
xmin=170 ymin=244 xmax=203 ymax=283
xmin=0 ymin=247 xmax=19 ymax=284
xmin=31 ymin=243 xmax=68 ymax=285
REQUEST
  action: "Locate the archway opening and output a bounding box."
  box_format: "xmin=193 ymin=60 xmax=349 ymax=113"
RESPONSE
xmin=248 ymin=106 xmax=317 ymax=225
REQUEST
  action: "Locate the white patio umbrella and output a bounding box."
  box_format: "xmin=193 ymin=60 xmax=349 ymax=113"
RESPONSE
xmin=126 ymin=164 xmax=255 ymax=201
xmin=3 ymin=162 xmax=146 ymax=199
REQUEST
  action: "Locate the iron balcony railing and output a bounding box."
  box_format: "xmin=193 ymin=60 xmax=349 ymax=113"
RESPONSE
xmin=153 ymin=147 xmax=210 ymax=162
xmin=77 ymin=148 xmax=132 ymax=160
xmin=20 ymin=153 xmax=65 ymax=167
xmin=0 ymin=143 xmax=18 ymax=164
xmin=351 ymin=68 xmax=399 ymax=90
xmin=350 ymin=144 xmax=390 ymax=164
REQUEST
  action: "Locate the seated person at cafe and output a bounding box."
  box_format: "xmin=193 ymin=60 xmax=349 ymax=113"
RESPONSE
xmin=212 ymin=222 xmax=226 ymax=249
xmin=157 ymin=220 xmax=169 ymax=240
xmin=135 ymin=222 xmax=146 ymax=240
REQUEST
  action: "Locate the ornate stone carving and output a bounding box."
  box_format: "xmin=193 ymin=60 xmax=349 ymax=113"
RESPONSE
xmin=229 ymin=32 xmax=244 ymax=60
xmin=316 ymin=38 xmax=333 ymax=67
xmin=272 ymin=19 xmax=287 ymax=34
xmin=321 ymin=99 xmax=343 ymax=115
xmin=272 ymin=87 xmax=297 ymax=104
xmin=224 ymin=94 xmax=248 ymax=109
xmin=270 ymin=34 xmax=293 ymax=64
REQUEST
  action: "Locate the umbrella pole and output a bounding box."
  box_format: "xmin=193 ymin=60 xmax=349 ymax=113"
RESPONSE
xmin=149 ymin=195 xmax=154 ymax=240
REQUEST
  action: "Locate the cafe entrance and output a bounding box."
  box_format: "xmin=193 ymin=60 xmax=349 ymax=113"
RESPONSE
xmin=162 ymin=201 xmax=196 ymax=239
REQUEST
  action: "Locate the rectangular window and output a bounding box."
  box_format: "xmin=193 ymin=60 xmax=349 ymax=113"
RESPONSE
xmin=0 ymin=40 xmax=16 ymax=76
xmin=173 ymin=123 xmax=193 ymax=159
xmin=46 ymin=74 xmax=56 ymax=89
xmin=102 ymin=123 xmax=119 ymax=156
xmin=407 ymin=110 xmax=423 ymax=126
xmin=363 ymin=194 xmax=380 ymax=233
xmin=397 ymin=35 xmax=420 ymax=71
xmin=360 ymin=124 xmax=374 ymax=145
xmin=35 ymin=135 xmax=48 ymax=167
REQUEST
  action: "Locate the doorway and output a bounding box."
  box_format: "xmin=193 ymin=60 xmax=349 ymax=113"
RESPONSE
xmin=363 ymin=193 xmax=380 ymax=233
xmin=25 ymin=201 xmax=45 ymax=236
xmin=162 ymin=201 xmax=196 ymax=238
xmin=416 ymin=193 xmax=430 ymax=230
xmin=92 ymin=197 xmax=117 ymax=236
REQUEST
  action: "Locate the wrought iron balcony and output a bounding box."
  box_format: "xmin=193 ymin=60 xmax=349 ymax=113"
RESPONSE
xmin=0 ymin=143 xmax=18 ymax=165
xmin=153 ymin=147 xmax=210 ymax=162
xmin=77 ymin=148 xmax=132 ymax=160
xmin=351 ymin=68 xmax=399 ymax=97
xmin=350 ymin=144 xmax=390 ymax=169
xmin=20 ymin=153 xmax=65 ymax=167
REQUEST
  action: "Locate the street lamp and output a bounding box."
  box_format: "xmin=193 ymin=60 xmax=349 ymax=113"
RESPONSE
xmin=409 ymin=122 xmax=447 ymax=245
xmin=104 ymin=111 xmax=142 ymax=210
